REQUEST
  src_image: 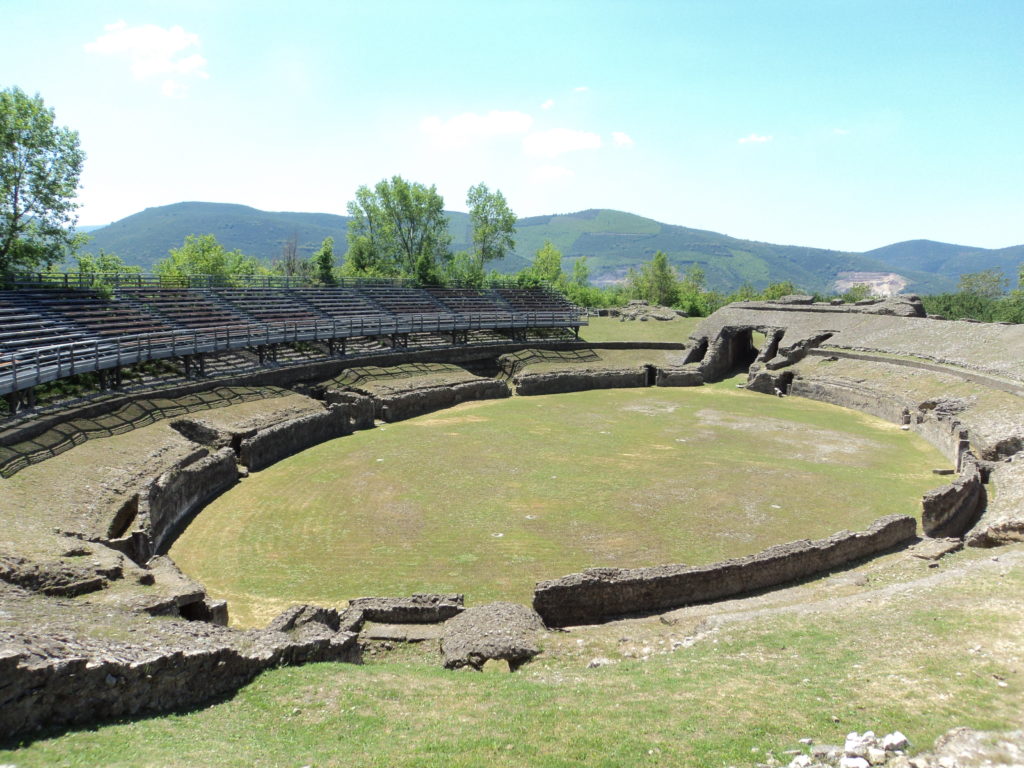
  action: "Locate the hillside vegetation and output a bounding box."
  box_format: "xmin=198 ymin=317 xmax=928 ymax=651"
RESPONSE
xmin=79 ymin=202 xmax=982 ymax=294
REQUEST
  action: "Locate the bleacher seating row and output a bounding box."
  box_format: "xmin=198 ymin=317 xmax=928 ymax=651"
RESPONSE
xmin=0 ymin=284 xmax=581 ymax=357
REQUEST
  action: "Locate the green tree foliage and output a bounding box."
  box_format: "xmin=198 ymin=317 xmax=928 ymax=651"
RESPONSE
xmin=466 ymin=182 xmax=516 ymax=267
xmin=153 ymin=234 xmax=263 ymax=285
xmin=71 ymin=250 xmax=141 ymax=298
xmin=627 ymin=251 xmax=679 ymax=306
xmin=73 ymin=250 xmax=141 ymax=278
xmin=957 ymin=268 xmax=1009 ymax=300
xmin=762 ymin=280 xmax=797 ymax=300
xmin=345 ymin=176 xmax=451 ymax=277
xmin=563 ymin=256 xmax=605 ymax=306
xmin=270 ymin=233 xmax=310 ymax=279
xmin=518 ymin=240 xmax=565 ymax=286
xmin=311 ymin=236 xmax=336 ymax=285
xmin=443 ymin=250 xmax=485 ymax=287
xmin=1 ymin=86 xmax=85 ymax=275
xmin=841 ymin=283 xmax=874 ymax=303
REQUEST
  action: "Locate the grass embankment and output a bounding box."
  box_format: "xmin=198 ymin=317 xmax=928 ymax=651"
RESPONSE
xmin=171 ymin=380 xmax=948 ymax=627
xmin=6 ymin=545 xmax=1022 ymax=767
xmin=578 ymin=315 xmax=701 ymax=344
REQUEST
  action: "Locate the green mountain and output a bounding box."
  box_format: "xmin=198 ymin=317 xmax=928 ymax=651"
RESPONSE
xmin=863 ymin=240 xmax=1024 ymax=286
xmin=80 ymin=201 xmax=1015 ymax=294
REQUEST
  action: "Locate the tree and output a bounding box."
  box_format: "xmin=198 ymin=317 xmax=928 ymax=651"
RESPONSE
xmin=73 ymin=250 xmax=141 ymax=278
xmin=1 ymin=86 xmax=85 ymax=276
xmin=519 ymin=240 xmax=564 ymax=286
xmin=627 ymin=250 xmax=679 ymax=306
xmin=272 ymin=232 xmax=310 ymax=278
xmin=841 ymin=283 xmax=873 ymax=303
xmin=71 ymin=250 xmax=141 ymax=298
xmin=958 ymin=269 xmax=1009 ymax=300
xmin=466 ymin=182 xmax=516 ymax=267
xmin=153 ymin=234 xmax=263 ymax=285
xmin=311 ymin=236 xmax=336 ymax=285
xmin=763 ymin=280 xmax=797 ymax=300
xmin=345 ymin=176 xmax=451 ymax=277
xmin=443 ymin=250 xmax=485 ymax=287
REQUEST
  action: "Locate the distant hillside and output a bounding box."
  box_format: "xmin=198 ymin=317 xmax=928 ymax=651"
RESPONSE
xmin=79 ymin=202 xmax=354 ymax=271
xmin=80 ymin=201 xmax=1018 ymax=294
xmin=863 ymin=240 xmax=1024 ymax=286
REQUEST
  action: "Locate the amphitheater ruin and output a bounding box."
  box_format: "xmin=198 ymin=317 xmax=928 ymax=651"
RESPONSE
xmin=1 ymin=282 xmax=1023 ymax=742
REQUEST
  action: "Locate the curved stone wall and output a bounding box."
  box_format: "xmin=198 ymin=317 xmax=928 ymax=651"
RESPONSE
xmin=532 ymin=515 xmax=917 ymax=627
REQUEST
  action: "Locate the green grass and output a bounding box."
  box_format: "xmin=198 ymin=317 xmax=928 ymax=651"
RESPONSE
xmin=578 ymin=315 xmax=701 ymax=343
xmin=6 ymin=545 xmax=1021 ymax=768
xmin=171 ymin=381 xmax=947 ymax=627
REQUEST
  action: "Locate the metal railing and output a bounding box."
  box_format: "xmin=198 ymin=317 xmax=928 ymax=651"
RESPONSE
xmin=0 ymin=309 xmax=586 ymax=397
xmin=2 ymin=272 xmax=561 ymax=291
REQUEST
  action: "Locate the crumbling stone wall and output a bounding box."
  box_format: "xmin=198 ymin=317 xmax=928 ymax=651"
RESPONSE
xmin=533 ymin=515 xmax=917 ymax=627
xmin=146 ymin=447 xmax=239 ymax=554
xmin=922 ymin=456 xmax=985 ymax=538
xmin=512 ymin=367 xmax=648 ymax=395
xmin=238 ymin=405 xmax=350 ymax=471
xmin=374 ymin=379 xmax=510 ymax=422
xmin=0 ymin=604 xmax=357 ymax=739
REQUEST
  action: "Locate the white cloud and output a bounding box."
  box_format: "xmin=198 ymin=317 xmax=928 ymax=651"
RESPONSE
xmin=738 ymin=133 xmax=773 ymax=144
xmin=574 ymin=86 xmax=589 ymax=92
xmin=530 ymin=165 xmax=574 ymax=183
xmin=541 ymin=98 xmax=555 ymax=110
xmin=522 ymin=128 xmax=602 ymax=158
xmin=420 ymin=110 xmax=533 ymax=149
xmin=85 ymin=21 xmax=208 ymax=96
xmin=612 ymin=131 xmax=634 ymax=147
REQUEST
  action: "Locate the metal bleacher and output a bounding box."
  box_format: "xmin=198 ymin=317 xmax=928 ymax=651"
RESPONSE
xmin=0 ymin=278 xmax=585 ymax=406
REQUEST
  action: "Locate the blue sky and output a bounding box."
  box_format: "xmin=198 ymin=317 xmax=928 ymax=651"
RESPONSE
xmin=3 ymin=0 xmax=1022 ymax=251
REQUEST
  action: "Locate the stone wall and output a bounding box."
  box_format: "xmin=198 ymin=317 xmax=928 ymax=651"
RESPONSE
xmin=922 ymin=456 xmax=985 ymax=537
xmin=323 ymin=390 xmax=375 ymax=430
xmin=512 ymin=367 xmax=648 ymax=396
xmin=238 ymin=405 xmax=350 ymax=472
xmin=146 ymin=448 xmax=239 ymax=554
xmin=532 ymin=515 xmax=917 ymax=627
xmin=0 ymin=614 xmax=357 ymax=739
xmin=375 ymin=379 xmax=510 ymax=422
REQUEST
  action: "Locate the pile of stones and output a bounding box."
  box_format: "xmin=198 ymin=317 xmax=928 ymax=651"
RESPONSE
xmin=608 ymin=300 xmax=686 ymax=321
xmin=760 ymin=728 xmax=1024 ymax=768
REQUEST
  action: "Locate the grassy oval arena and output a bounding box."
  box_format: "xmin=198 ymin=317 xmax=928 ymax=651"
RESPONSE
xmin=171 ymin=378 xmax=949 ymax=627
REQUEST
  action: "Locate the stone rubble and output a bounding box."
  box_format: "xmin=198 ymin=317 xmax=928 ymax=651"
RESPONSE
xmin=754 ymin=728 xmax=1024 ymax=768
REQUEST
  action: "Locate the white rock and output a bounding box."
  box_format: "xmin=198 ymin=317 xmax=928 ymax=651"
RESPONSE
xmin=867 ymin=746 xmax=887 ymax=765
xmin=587 ymin=657 xmax=614 ymax=668
xmin=798 ymin=738 xmax=813 ymax=745
xmin=882 ymin=731 xmax=910 ymax=751
xmin=788 ymin=755 xmax=813 ymax=768
xmin=839 ymin=757 xmax=870 ymax=768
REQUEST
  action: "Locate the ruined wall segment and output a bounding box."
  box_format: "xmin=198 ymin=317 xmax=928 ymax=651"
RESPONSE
xmin=533 ymin=515 xmax=917 ymax=627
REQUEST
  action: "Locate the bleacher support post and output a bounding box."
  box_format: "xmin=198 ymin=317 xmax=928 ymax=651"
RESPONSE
xmin=389 ymin=333 xmax=409 ymax=349
xmin=5 ymin=387 xmax=35 ymax=414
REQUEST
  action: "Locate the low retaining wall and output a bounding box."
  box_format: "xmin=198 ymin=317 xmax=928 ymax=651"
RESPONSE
xmin=376 ymin=380 xmax=510 ymax=422
xmin=0 ymin=623 xmax=357 ymax=739
xmin=513 ymin=367 xmax=648 ymax=396
xmin=533 ymin=514 xmax=917 ymax=627
xmin=147 ymin=448 xmax=239 ymax=554
xmin=239 ymin=405 xmax=350 ymax=471
xmin=323 ymin=390 xmax=375 ymax=430
xmin=348 ymin=593 xmax=465 ymax=623
xmin=655 ymin=367 xmax=703 ymax=387
xmin=922 ymin=457 xmax=985 ymax=537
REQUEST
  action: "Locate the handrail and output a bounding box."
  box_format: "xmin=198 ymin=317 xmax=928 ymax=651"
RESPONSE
xmin=0 ymin=309 xmax=586 ymax=397
xmin=1 ymin=272 xmax=559 ymax=291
